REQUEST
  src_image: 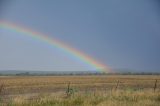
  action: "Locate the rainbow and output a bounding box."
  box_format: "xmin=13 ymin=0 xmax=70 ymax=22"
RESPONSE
xmin=0 ymin=21 xmax=110 ymax=72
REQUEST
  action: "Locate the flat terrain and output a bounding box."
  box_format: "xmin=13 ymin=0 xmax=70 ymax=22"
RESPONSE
xmin=0 ymin=75 xmax=160 ymax=106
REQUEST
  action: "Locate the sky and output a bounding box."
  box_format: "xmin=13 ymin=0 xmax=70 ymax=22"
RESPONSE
xmin=0 ymin=0 xmax=160 ymax=72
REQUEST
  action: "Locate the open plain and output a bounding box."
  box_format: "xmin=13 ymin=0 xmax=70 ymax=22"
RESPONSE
xmin=0 ymin=75 xmax=160 ymax=106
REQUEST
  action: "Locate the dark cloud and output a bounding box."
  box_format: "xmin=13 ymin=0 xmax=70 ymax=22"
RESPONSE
xmin=0 ymin=0 xmax=12 ymax=18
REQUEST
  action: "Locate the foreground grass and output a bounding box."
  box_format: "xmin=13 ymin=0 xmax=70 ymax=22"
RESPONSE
xmin=1 ymin=90 xmax=160 ymax=106
xmin=0 ymin=75 xmax=159 ymax=106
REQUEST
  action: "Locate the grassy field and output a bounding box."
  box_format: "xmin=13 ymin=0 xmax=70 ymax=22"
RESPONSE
xmin=0 ymin=75 xmax=160 ymax=106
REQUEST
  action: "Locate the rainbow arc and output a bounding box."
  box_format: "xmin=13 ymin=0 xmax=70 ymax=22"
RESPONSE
xmin=0 ymin=21 xmax=111 ymax=73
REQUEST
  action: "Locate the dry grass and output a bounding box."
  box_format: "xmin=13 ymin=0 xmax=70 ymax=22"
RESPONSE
xmin=4 ymin=90 xmax=160 ymax=106
xmin=0 ymin=75 xmax=160 ymax=106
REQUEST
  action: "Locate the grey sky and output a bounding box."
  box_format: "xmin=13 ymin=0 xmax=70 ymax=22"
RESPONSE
xmin=0 ymin=0 xmax=160 ymax=72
